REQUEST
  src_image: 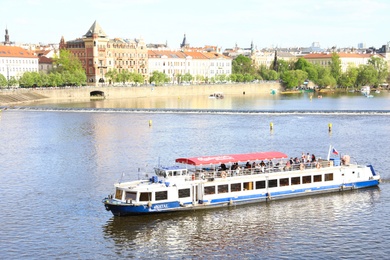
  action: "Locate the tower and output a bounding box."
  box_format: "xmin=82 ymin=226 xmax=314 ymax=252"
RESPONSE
xmin=4 ymin=27 xmax=10 ymax=45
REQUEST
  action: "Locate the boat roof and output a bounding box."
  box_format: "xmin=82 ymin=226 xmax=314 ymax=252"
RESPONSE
xmin=175 ymin=151 xmax=288 ymax=166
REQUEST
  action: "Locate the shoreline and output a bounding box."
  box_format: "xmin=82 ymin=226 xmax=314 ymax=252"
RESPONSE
xmin=0 ymin=82 xmax=282 ymax=105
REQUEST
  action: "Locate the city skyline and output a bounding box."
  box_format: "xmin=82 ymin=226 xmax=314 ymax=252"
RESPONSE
xmin=2 ymin=0 xmax=390 ymax=50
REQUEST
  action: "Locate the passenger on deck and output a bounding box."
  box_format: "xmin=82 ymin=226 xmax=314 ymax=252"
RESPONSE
xmin=220 ymin=163 xmax=227 ymax=171
xmin=231 ymin=163 xmax=238 ymax=170
xmin=245 ymin=162 xmax=251 ymax=168
xmin=260 ymin=161 xmax=266 ymax=173
xmin=311 ymin=154 xmax=316 ymax=162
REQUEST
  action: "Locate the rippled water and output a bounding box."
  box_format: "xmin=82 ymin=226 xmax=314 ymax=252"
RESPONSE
xmin=1 ymin=93 xmax=390 ymax=259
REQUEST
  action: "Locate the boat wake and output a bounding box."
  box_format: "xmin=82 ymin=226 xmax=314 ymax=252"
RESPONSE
xmin=2 ymin=106 xmax=390 ymax=115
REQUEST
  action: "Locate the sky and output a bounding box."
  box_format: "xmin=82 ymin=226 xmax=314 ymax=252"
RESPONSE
xmin=2 ymin=0 xmax=390 ymax=50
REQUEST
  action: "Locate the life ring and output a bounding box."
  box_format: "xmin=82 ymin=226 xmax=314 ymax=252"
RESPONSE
xmin=201 ymin=174 xmax=205 ymax=180
xmin=221 ymin=171 xmax=227 ymax=178
xmin=300 ymin=163 xmax=305 ymax=171
xmin=316 ymin=163 xmax=321 ymax=169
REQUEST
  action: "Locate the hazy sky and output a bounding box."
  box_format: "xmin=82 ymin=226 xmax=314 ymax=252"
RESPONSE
xmin=2 ymin=0 xmax=389 ymax=49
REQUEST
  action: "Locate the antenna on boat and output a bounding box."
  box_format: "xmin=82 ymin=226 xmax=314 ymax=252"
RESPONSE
xmin=138 ymin=167 xmax=140 ymax=180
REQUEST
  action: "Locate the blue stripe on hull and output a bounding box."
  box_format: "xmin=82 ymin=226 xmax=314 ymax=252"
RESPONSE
xmin=105 ymin=180 xmax=379 ymax=216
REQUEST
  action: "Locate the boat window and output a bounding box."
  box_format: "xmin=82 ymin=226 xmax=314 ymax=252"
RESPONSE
xmin=218 ymin=184 xmax=228 ymax=194
xmin=125 ymin=192 xmax=136 ymax=200
xmin=314 ymin=175 xmax=322 ymax=182
xmin=231 ymin=183 xmax=241 ymax=192
xmin=115 ymin=189 xmax=123 ymax=200
xmin=155 ymin=191 xmax=168 ymax=201
xmin=325 ymin=173 xmax=334 ymax=181
xmin=243 ymin=182 xmax=253 ymax=191
xmin=140 ymin=192 xmax=152 ymax=201
xmin=204 ymin=186 xmax=216 ymax=195
xmin=303 ymin=175 xmax=312 ymax=184
xmin=178 ymin=188 xmax=190 ymax=198
xmin=279 ymin=178 xmax=289 ymax=187
xmin=255 ymin=180 xmax=266 ymax=189
xmin=173 ymin=171 xmax=180 ymax=176
xmin=268 ymin=179 xmax=278 ymax=188
xmin=291 ymin=177 xmax=301 ymax=185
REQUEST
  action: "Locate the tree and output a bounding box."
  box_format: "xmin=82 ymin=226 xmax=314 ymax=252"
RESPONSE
xmin=105 ymin=69 xmax=118 ymax=84
xmin=368 ymin=56 xmax=388 ymax=86
xmin=8 ymin=76 xmax=18 ymax=87
xmin=281 ymin=70 xmax=308 ymax=89
xmin=356 ymin=64 xmax=378 ymax=86
xmin=149 ymin=71 xmax=170 ymax=86
xmin=315 ymin=66 xmax=336 ymax=88
xmin=232 ymin=55 xmax=254 ymax=74
xmin=52 ymin=49 xmax=86 ymax=86
xmin=338 ymin=67 xmax=359 ymax=88
xmin=330 ymin=52 xmax=342 ymax=85
xmin=132 ymin=73 xmax=144 ymax=84
xmin=0 ymin=74 xmax=7 ymax=88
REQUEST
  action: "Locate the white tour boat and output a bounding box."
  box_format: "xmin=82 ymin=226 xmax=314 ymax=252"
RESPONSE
xmin=103 ymin=148 xmax=380 ymax=216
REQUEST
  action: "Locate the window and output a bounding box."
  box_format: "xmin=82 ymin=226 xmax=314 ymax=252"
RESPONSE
xmin=115 ymin=189 xmax=123 ymax=200
xmin=303 ymin=176 xmax=312 ymax=184
xmin=231 ymin=183 xmax=241 ymax=192
xmin=155 ymin=191 xmax=168 ymax=201
xmin=279 ymin=178 xmax=289 ymax=187
xmin=314 ymin=175 xmax=322 ymax=182
xmin=179 ymin=188 xmax=190 ymax=198
xmin=243 ymin=182 xmax=253 ymax=190
xmin=140 ymin=192 xmax=151 ymax=201
xmin=204 ymin=186 xmax=216 ymax=195
xmin=218 ymin=184 xmax=228 ymax=194
xmin=268 ymin=179 xmax=278 ymax=188
xmin=125 ymin=192 xmax=136 ymax=200
xmin=325 ymin=173 xmax=334 ymax=181
xmin=291 ymin=177 xmax=301 ymax=185
xmin=255 ymin=181 xmax=266 ymax=189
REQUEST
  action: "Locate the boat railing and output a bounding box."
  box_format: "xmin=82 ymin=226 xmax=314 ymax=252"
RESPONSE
xmin=186 ymin=160 xmax=335 ymax=180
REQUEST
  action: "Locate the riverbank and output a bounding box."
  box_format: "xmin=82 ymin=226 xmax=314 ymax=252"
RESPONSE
xmin=0 ymin=82 xmax=282 ymax=105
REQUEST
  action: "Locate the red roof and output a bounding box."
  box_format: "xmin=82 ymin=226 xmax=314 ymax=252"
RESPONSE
xmin=175 ymin=151 xmax=288 ymax=166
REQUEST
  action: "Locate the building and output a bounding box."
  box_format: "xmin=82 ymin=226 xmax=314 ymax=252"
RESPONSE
xmin=148 ymin=49 xmax=231 ymax=84
xmin=61 ymin=21 xmax=148 ymax=85
xmin=0 ymin=45 xmax=39 ymax=82
xmin=303 ymin=52 xmax=379 ymax=72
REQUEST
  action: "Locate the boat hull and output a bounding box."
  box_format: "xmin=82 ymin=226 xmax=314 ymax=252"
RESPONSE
xmin=103 ymin=179 xmax=380 ymax=216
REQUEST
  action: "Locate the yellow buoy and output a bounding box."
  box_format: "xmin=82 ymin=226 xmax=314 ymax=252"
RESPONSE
xmin=149 ymin=120 xmax=152 ymax=127
xmin=270 ymin=122 xmax=273 ymax=131
xmin=328 ymin=123 xmax=332 ymax=132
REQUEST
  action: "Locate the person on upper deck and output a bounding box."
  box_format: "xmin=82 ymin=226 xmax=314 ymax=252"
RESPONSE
xmin=311 ymin=154 xmax=316 ymax=162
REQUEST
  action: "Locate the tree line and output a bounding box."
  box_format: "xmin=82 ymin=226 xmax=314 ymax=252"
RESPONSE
xmin=1 ymin=50 xmax=388 ymax=89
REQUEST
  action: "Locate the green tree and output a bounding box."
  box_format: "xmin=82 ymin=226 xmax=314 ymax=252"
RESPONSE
xmin=0 ymin=74 xmax=7 ymax=88
xmin=356 ymin=64 xmax=378 ymax=86
xmin=19 ymin=72 xmax=36 ymax=87
xmin=315 ymin=66 xmax=336 ymax=88
xmin=232 ymin=55 xmax=254 ymax=74
xmin=8 ymin=76 xmax=18 ymax=87
xmin=338 ymin=67 xmax=359 ymax=88
xmin=281 ymin=70 xmax=308 ymax=89
xmin=149 ymin=71 xmax=170 ymax=86
xmin=52 ymin=49 xmax=86 ymax=86
xmin=368 ymin=56 xmax=388 ymax=86
xmin=181 ymin=73 xmax=193 ymax=83
xmin=330 ymin=52 xmax=342 ymax=84
xmin=105 ymin=69 xmax=118 ymax=84
xmin=132 ymin=73 xmax=144 ymax=84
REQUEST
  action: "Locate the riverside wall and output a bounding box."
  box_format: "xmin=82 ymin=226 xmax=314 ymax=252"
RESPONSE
xmin=0 ymin=82 xmax=283 ymax=104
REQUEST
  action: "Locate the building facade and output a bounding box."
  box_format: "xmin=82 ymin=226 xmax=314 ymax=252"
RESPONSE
xmin=148 ymin=49 xmax=232 ymax=83
xmin=61 ymin=21 xmax=148 ymax=85
xmin=0 ymin=45 xmax=39 ymax=82
xmin=304 ymin=52 xmax=379 ymax=72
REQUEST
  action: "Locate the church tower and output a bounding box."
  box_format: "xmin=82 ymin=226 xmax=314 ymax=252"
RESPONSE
xmin=4 ymin=27 xmax=10 ymax=45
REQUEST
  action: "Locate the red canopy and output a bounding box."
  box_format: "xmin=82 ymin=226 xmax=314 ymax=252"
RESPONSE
xmin=175 ymin=151 xmax=288 ymax=166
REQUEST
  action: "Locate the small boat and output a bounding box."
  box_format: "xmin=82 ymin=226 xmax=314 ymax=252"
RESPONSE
xmin=318 ymin=95 xmax=323 ymax=99
xmin=361 ymin=86 xmax=370 ymax=95
xmin=103 ymin=147 xmax=380 ymax=216
xmin=375 ymin=90 xmax=380 ymax=94
xmin=209 ymin=92 xmax=224 ymax=99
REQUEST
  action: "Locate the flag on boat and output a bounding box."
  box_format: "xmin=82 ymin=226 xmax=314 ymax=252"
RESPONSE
xmin=332 ymin=147 xmax=339 ymax=155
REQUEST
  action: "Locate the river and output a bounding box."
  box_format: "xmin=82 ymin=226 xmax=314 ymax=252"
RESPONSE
xmin=0 ymin=91 xmax=389 ymax=259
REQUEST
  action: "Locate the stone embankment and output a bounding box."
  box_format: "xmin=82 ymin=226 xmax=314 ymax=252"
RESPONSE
xmin=0 ymin=90 xmax=48 ymax=105
xmin=0 ymin=82 xmax=283 ymax=105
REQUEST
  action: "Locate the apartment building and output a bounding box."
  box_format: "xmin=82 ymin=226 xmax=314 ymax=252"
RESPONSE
xmin=0 ymin=45 xmax=39 ymax=81
xmin=61 ymin=21 xmax=148 ymax=85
